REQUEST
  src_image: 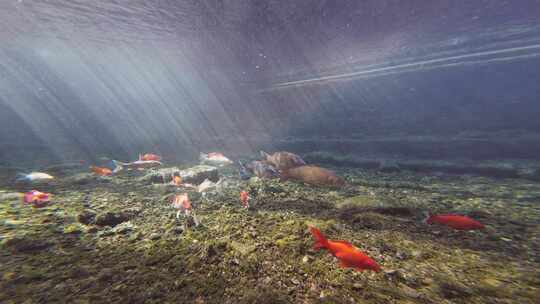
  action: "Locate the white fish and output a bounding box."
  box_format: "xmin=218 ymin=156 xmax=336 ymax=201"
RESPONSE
xmin=16 ymin=172 xmax=54 ymax=182
xmin=199 ymin=152 xmax=233 ymax=167
xmin=197 ymin=178 xmax=223 ymax=193
xmin=112 ymin=159 xmax=162 ymax=173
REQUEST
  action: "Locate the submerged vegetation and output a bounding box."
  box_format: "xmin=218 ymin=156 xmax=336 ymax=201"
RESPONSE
xmin=1 ymin=156 xmax=539 ymax=303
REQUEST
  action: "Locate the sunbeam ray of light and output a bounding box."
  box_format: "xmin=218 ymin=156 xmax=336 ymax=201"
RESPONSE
xmin=269 ymin=43 xmax=540 ymax=89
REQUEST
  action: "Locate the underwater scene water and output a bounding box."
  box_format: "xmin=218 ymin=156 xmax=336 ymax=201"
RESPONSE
xmin=1 ymin=1 xmax=540 ymax=303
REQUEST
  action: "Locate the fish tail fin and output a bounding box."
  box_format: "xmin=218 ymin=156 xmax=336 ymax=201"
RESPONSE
xmin=260 ymin=151 xmax=269 ymax=159
xmin=422 ymin=211 xmax=431 ymax=224
xmin=199 ymin=152 xmax=207 ymax=162
xmin=111 ymin=160 xmax=123 ymax=173
xmin=279 ymin=169 xmax=289 ymax=181
xmin=192 ymin=212 xmax=200 ymax=227
xmin=309 ymin=226 xmax=328 ymax=250
xmin=15 ymin=173 xmax=28 ymax=182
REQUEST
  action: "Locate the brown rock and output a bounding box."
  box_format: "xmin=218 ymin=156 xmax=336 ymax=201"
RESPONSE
xmin=261 ymin=151 xmax=306 ymax=170
xmin=281 ymin=165 xmax=345 ymax=187
xmin=247 ymin=160 xmax=279 ymax=179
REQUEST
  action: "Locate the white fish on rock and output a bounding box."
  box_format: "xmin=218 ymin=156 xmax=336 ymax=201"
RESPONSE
xmin=199 ymin=152 xmax=233 ymax=167
xmin=112 ymin=158 xmax=162 ymax=173
xmin=197 ymin=178 xmax=223 ymax=193
xmin=16 ymin=172 xmax=55 ymax=182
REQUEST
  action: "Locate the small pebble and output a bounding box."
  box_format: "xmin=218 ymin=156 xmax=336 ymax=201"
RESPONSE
xmin=149 ymin=233 xmax=161 ymax=240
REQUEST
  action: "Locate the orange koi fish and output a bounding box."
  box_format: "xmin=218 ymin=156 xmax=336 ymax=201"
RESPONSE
xmin=23 ymin=190 xmax=51 ymax=208
xmin=172 ymin=193 xmax=199 ymax=226
xmin=90 ymin=166 xmax=113 ymax=176
xmin=172 ymin=193 xmax=192 ymax=211
xmin=310 ymin=226 xmax=381 ymax=272
xmin=240 ymin=191 xmax=250 ymax=209
xmin=423 ymin=212 xmax=484 ymax=230
xmin=140 ymin=153 xmax=162 ymax=161
xmin=172 ymin=175 xmax=182 ymax=186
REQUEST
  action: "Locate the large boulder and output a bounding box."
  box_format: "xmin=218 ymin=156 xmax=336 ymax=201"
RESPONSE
xmin=139 ymin=165 xmax=219 ymax=184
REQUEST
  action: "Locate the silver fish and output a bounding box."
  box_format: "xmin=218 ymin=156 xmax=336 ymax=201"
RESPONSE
xmin=112 ymin=159 xmax=162 ymax=173
xmin=199 ymin=152 xmax=233 ymax=167
xmin=197 ymin=178 xmax=223 ymax=193
xmin=16 ymin=172 xmax=55 ymax=182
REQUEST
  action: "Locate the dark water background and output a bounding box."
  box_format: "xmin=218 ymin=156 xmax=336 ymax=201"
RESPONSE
xmin=1 ymin=0 xmax=540 ymax=165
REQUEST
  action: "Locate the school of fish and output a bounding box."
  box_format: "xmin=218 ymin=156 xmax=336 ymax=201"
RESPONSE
xmin=12 ymin=150 xmax=489 ymax=274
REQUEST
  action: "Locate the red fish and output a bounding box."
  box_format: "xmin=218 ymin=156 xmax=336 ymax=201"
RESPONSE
xmin=423 ymin=212 xmax=485 ymax=230
xmin=172 ymin=193 xmax=192 ymax=211
xmin=240 ymin=191 xmax=250 ymax=209
xmin=90 ymin=166 xmax=113 ymax=176
xmin=140 ymin=153 xmax=162 ymax=161
xmin=172 ymin=175 xmax=182 ymax=186
xmin=172 ymin=193 xmax=199 ymax=226
xmin=310 ymin=226 xmax=381 ymax=272
xmin=23 ymin=190 xmax=51 ymax=208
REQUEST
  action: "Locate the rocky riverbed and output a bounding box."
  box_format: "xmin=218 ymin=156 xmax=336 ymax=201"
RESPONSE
xmin=1 ymin=162 xmax=539 ymax=303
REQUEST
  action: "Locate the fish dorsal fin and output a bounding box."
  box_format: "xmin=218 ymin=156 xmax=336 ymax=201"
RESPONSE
xmin=422 ymin=211 xmax=431 ymax=224
xmin=238 ymin=161 xmax=247 ymax=170
xmin=332 ymin=240 xmax=355 ymax=248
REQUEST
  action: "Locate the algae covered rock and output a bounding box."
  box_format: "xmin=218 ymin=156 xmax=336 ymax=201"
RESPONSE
xmin=139 ymin=165 xmax=219 ymax=184
xmin=77 ymin=210 xmax=96 ymax=225
xmin=95 ymin=211 xmax=131 ymax=227
xmin=0 ymin=191 xmax=23 ymax=201
xmin=63 ymin=223 xmax=84 ymax=234
xmin=336 ymin=195 xmax=378 ymax=209
xmin=66 ymin=173 xmax=111 ymax=186
xmin=434 ymin=274 xmax=473 ymax=299
xmin=228 ymin=240 xmax=257 ymax=256
xmin=148 ymin=232 xmax=161 ymax=240
xmin=111 ymin=221 xmax=135 ymax=234
xmin=2 ymin=236 xmax=52 ymax=253
xmin=343 ymin=212 xmax=389 ymax=230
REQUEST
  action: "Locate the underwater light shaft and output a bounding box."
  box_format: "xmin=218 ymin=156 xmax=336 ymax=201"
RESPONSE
xmin=272 ymin=42 xmax=540 ymax=88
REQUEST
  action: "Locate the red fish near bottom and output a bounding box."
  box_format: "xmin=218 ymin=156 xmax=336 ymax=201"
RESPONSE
xmin=310 ymin=226 xmax=381 ymax=272
xmin=23 ymin=190 xmax=51 ymax=208
xmin=140 ymin=153 xmax=162 ymax=161
xmin=423 ymin=212 xmax=484 ymax=230
xmin=240 ymin=191 xmax=250 ymax=209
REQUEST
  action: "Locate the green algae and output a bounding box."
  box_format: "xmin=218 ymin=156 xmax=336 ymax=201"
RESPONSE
xmin=63 ymin=223 xmax=85 ymax=234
